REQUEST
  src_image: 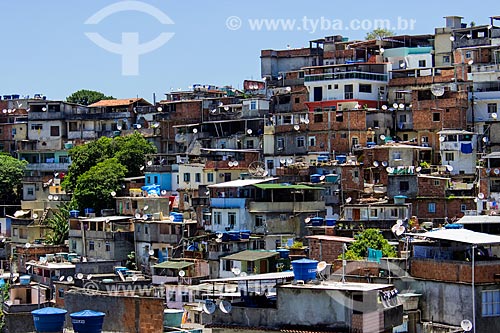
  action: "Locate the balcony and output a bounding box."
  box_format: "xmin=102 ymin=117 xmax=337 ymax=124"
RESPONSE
xmin=249 ymin=201 xmax=325 ymax=213
xmin=305 ymin=71 xmax=388 ymax=83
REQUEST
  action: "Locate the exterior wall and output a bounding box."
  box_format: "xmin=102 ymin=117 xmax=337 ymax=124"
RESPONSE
xmin=64 ymin=289 xmax=164 ymax=333
xmin=305 ymin=80 xmax=388 ymax=102
xmin=410 ymin=198 xmax=474 ymax=222
xmin=387 ymin=175 xmax=418 ymax=199
xmin=178 ymin=164 xmax=205 ymax=190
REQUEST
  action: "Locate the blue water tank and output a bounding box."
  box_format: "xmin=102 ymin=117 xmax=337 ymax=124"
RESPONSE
xmin=325 ymin=174 xmax=338 ymax=183
xmin=84 ymin=208 xmax=94 ymax=216
xmin=240 ymin=230 xmax=251 ymax=240
xmin=163 ymin=309 xmax=184 ymax=328
xmin=336 ymin=155 xmax=347 ymax=164
xmin=172 ymin=213 xmax=184 ymax=222
xmin=276 ymin=249 xmax=290 ymax=259
xmin=444 ymin=223 xmax=464 ymax=229
xmin=69 ymin=210 xmax=80 ymax=218
xmin=325 ymin=218 xmax=337 ymax=226
xmin=310 ymin=174 xmax=322 ymax=183
xmin=311 ymin=217 xmax=324 ymax=226
xmin=228 ymin=231 xmax=240 ymax=241
xmin=70 ymin=310 xmax=106 ymax=333
xmin=32 ymin=307 xmax=67 ymax=333
xmin=20 ymin=275 xmax=31 ymax=285
xmin=291 ymin=258 xmax=318 ymax=281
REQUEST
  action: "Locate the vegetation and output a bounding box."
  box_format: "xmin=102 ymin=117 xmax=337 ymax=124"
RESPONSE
xmin=0 ymin=154 xmax=28 ymax=204
xmin=343 ymin=228 xmax=397 ymax=260
xmin=72 ymin=158 xmax=127 ymax=213
xmin=365 ymin=28 xmax=395 ymax=40
xmin=44 ymin=202 xmax=76 ymax=245
xmin=66 ymin=89 xmax=115 ymax=106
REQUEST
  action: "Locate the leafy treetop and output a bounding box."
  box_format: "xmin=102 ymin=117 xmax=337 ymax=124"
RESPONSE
xmin=343 ymin=228 xmax=397 ymax=260
xmin=66 ymin=89 xmax=115 ymax=106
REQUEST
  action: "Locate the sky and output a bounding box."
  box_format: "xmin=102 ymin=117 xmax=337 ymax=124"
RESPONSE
xmin=0 ymin=0 xmax=498 ymax=101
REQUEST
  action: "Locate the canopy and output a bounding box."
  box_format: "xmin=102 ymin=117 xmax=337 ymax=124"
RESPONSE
xmin=407 ymin=228 xmax=500 ymax=245
xmin=153 ymin=261 xmax=194 ymax=270
xmin=221 ymin=250 xmax=278 ymax=262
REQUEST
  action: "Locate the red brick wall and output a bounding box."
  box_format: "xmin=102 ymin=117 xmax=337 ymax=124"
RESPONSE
xmin=411 ymin=259 xmax=500 ymax=284
xmin=308 ymin=239 xmax=344 ymax=263
xmin=409 ymin=198 xmax=474 ymax=221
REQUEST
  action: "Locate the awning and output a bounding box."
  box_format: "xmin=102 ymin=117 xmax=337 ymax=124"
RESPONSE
xmin=221 ymin=250 xmax=278 ymax=262
xmin=407 ymin=229 xmax=500 ymax=245
xmin=254 ymin=184 xmax=324 ymax=190
xmin=153 ymin=261 xmax=194 ymax=270
xmin=208 ymin=177 xmax=278 ymax=188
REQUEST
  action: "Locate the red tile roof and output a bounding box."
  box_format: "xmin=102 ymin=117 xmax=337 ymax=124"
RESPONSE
xmin=88 ymin=98 xmax=150 ymax=107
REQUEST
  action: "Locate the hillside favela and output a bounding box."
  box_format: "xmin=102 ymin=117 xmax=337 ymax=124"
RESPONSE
xmin=3 ymin=12 xmax=500 ymax=333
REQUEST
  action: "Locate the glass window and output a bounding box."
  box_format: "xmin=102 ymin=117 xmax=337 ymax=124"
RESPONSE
xmin=255 ymin=215 xmax=264 ymax=227
xmin=482 ymin=290 xmax=500 ymax=317
xmin=195 ymin=173 xmax=201 ymax=183
xmin=89 ymin=241 xmax=95 ymax=251
xmin=183 ymin=173 xmax=190 ymax=182
xmin=169 ymin=290 xmax=176 ymax=302
xmin=296 ymin=137 xmax=305 ymax=148
xmin=213 ymin=211 xmax=222 ymax=225
xmin=207 ymin=173 xmax=214 ymax=182
xmin=428 ymin=203 xmax=436 ymax=213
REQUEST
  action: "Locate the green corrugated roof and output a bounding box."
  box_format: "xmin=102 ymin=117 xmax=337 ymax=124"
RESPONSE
xmin=153 ymin=261 xmax=194 ymax=270
xmin=254 ymin=184 xmax=323 ymax=190
xmin=222 ymin=250 xmax=278 ymax=261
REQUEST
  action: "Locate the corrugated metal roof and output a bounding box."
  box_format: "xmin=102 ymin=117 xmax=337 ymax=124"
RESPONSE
xmin=203 ymin=271 xmax=294 ymax=283
xmin=153 ymin=261 xmax=194 ymax=270
xmin=407 ymin=228 xmax=500 ymax=245
xmin=221 ymin=250 xmax=278 ymax=262
xmin=456 ymin=215 xmax=500 ymax=224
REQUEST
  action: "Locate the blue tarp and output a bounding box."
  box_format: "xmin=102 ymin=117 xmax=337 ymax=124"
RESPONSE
xmin=141 ymin=184 xmax=160 ymax=195
xmin=461 ymin=143 xmax=473 ymax=154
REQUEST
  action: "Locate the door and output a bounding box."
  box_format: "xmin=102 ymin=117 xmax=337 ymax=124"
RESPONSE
xmin=344 ymin=84 xmax=353 ymax=99
xmin=353 ymin=208 xmax=361 ymax=221
xmin=313 ymin=87 xmax=323 ymax=101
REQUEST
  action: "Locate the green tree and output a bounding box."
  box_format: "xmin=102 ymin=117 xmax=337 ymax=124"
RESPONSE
xmin=113 ymin=132 xmax=157 ymax=177
xmin=44 ymin=202 xmax=75 ymax=245
xmin=72 ymin=158 xmax=127 ymax=213
xmin=365 ymin=28 xmax=395 ymax=40
xmin=343 ymin=228 xmax=397 ymax=260
xmin=66 ymin=89 xmax=115 ymax=106
xmin=0 ymin=154 xmax=28 ymax=204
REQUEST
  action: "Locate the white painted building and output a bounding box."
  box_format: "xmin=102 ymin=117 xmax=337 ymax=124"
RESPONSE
xmin=438 ymin=129 xmax=476 ymax=175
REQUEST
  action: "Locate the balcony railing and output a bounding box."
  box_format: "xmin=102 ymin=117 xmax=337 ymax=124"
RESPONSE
xmin=305 ymin=71 xmax=388 ymax=82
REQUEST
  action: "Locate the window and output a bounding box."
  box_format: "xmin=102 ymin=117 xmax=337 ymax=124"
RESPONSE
xmin=69 ymin=122 xmax=78 ymax=132
xmin=308 ymin=136 xmax=316 ymax=147
xmin=373 ymin=120 xmax=379 ymax=128
xmin=277 ymin=138 xmax=285 ymax=150
xmin=482 ymin=290 xmax=500 ymax=317
xmin=58 ymin=289 xmax=65 ymax=299
xmin=340 ymin=133 xmax=347 ymax=139
xmin=59 ymin=156 xmax=69 ymax=163
xmin=267 ymin=160 xmax=274 ymax=170
xmin=443 ymin=55 xmax=450 ymax=63
xmin=370 ymin=209 xmax=378 ymax=218
xmin=207 ymin=173 xmax=214 ymax=182
xmin=434 ymin=180 xmax=440 ymax=186
xmin=389 ymin=208 xmax=399 ymax=218
xmin=246 ymin=140 xmax=254 ymax=149
xmin=399 ymin=114 xmax=407 ymax=123
xmin=428 ymin=203 xmax=436 ymax=213
xmin=465 ymin=51 xmax=472 ymax=58
xmin=336 ymin=112 xmax=344 ymax=122
xmin=399 ymin=181 xmax=409 ymax=192
xmin=213 ymin=212 xmax=222 ymax=225
xmin=488 ymin=103 xmax=498 ymax=114
xmin=145 ymin=226 xmax=149 ymax=234
xmin=105 ymin=241 xmax=110 ymax=252
xmin=393 ymin=152 xmax=401 ymax=160
xmin=255 ymin=215 xmax=264 ymax=227
xmin=359 ymin=84 xmax=372 ymax=93
xmin=27 ymin=188 xmax=34 ymax=196
xmin=461 ymin=204 xmax=467 ymax=212
xmin=195 ymin=173 xmax=201 ymax=183
xmin=328 ymin=84 xmax=332 ymax=90
xmin=31 ymin=124 xmax=43 ymax=130
xmin=445 ymin=153 xmax=454 ymax=161
xmin=181 ymin=291 xmax=189 ymax=303
xmin=250 ymin=100 xmax=257 ymax=110
xmin=334 ymin=84 xmax=339 ymax=89
xmin=154 ymin=176 xmax=158 ymax=184
xmin=89 ymin=241 xmax=95 ymax=251
xmin=183 ymin=173 xmax=190 ymax=182
xmin=295 ymin=97 xmax=300 ymax=104
xmin=169 ymin=290 xmax=176 ymax=302
xmin=433 ymin=113 xmax=440 ymax=122
xmin=421 ymin=136 xmax=429 ymax=143
xmin=228 ymin=212 xmax=236 ymax=228
xmin=314 ymin=113 xmax=323 ymax=123
xmin=418 ymin=60 xmax=427 ymax=67
xmin=296 ymin=137 xmax=305 ymax=148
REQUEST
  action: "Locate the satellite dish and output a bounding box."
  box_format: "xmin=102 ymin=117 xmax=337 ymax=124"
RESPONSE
xmin=117 ymin=125 xmax=122 ymax=130
xmin=135 ymin=213 xmax=141 ymax=219
xmin=392 ymin=103 xmax=399 ymax=109
xmin=203 ymin=300 xmax=216 ymax=314
xmin=396 ymin=219 xmax=403 ymax=226
xmin=486 ymin=168 xmax=491 ymax=174
xmin=240 ymin=272 xmax=248 ymax=277
xmin=33 ymin=213 xmax=38 ymax=219
xmin=396 ymin=225 xmax=406 ymax=236
xmin=25 ymin=243 xmax=31 ymax=248
xmin=380 ymin=134 xmax=386 ymax=141
xmin=59 ymin=276 xmax=65 ymax=282
xmin=161 ymin=190 xmax=167 ymax=195
xmin=305 ymin=217 xmax=311 ymax=224
xmin=144 ymin=205 xmax=149 ymax=211
xmin=416 ymin=166 xmax=422 ymax=172
xmin=382 ymin=161 xmax=388 ymax=167
xmin=492 ymin=113 xmax=498 ymax=119
xmin=461 ymin=319 xmax=473 ymax=332
xmin=142 ymin=214 xmax=148 ymax=220
xmin=193 ymin=128 xmax=198 ymax=134
xmin=26 ymin=265 xmax=32 ymax=271
xmin=287 ymin=158 xmax=293 ymax=164
xmin=478 ymin=193 xmax=485 ymax=199
xmin=224 ymin=106 xmax=230 ymax=111
xmin=131 ymin=275 xmax=138 ymax=282
xmin=345 ymin=197 xmax=352 ymax=203
xmin=53 ymin=195 xmax=59 ymax=201
xmin=320 ymin=175 xmax=326 ymax=181
xmin=483 ymin=137 xmax=489 ymax=142
xmin=381 ymin=105 xmax=388 ymax=111
xmin=373 ymin=161 xmax=379 ymax=167
xmin=178 ymin=270 xmax=186 ymax=277
xmin=231 ymin=267 xmax=241 ymax=276
xmin=246 ymin=129 xmax=253 ymax=135
xmin=399 ymin=103 xmax=405 ymax=109
xmin=391 ymin=224 xmax=399 ymax=234
xmin=317 ymin=261 xmax=327 ymax=273
xmin=110 ymin=191 xmax=116 ymax=197
xmin=439 ymin=136 xmax=445 ymax=142
xmin=233 ymin=161 xmax=239 ymax=166
xmin=263 ymin=170 xmax=269 ymax=176
xmin=215 ymin=238 xmax=222 ymax=243
xmin=87 ymin=274 xmax=93 ymax=280
xmin=147 ymin=160 xmax=153 ymax=166
xmin=286 ymin=87 xmax=292 ymax=92
xmin=140 ymin=166 xmax=145 ymax=170
xmin=216 ymin=232 xmax=224 ymax=239
xmin=449 ymin=36 xmax=455 ymax=41
xmin=136 ymin=124 xmax=142 ymax=129
xmin=304 ymin=118 xmax=310 ymax=124
xmin=219 ymin=300 xmax=232 ymax=314
xmin=48 ymin=195 xmax=54 ymax=200
xmin=67 ymin=276 xmax=74 ymax=283
xmin=228 ymin=161 xmax=234 ymax=167
xmin=431 ymin=84 xmax=445 ymax=97
xmin=495 ymin=169 xmax=500 ymax=175
xmin=77 ymin=273 xmax=84 ymax=279
xmin=468 ymin=59 xmax=474 ymax=65
xmin=148 ymin=249 xmax=155 ymax=256
xmin=42 ymin=107 xmax=47 ymax=111
xmin=280 ymin=158 xmax=286 ymax=164
xmin=386 ymin=167 xmax=394 ymax=173
xmin=293 ymin=124 xmax=300 ymax=131
xmin=446 ymin=165 xmax=454 ymax=172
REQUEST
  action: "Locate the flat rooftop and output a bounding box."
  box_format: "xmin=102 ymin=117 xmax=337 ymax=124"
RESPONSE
xmin=281 ymin=281 xmax=392 ymax=292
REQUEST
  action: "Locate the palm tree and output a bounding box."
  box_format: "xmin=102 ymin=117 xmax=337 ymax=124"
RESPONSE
xmin=44 ymin=202 xmax=73 ymax=245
